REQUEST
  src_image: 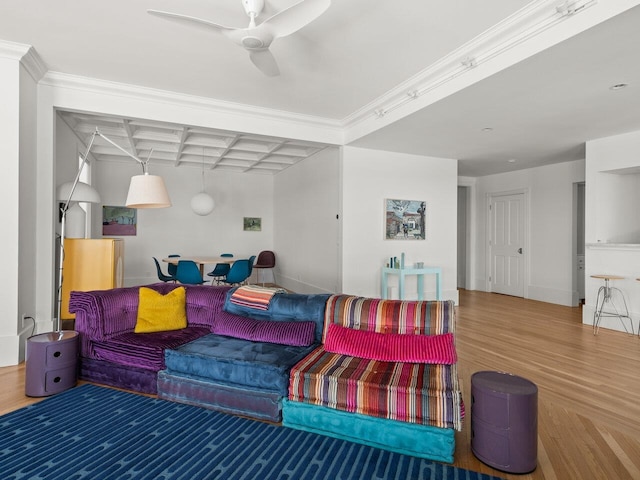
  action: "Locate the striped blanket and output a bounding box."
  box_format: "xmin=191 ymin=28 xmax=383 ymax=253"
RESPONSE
xmin=229 ymin=285 xmax=286 ymax=310
xmin=289 ymin=295 xmax=463 ymax=430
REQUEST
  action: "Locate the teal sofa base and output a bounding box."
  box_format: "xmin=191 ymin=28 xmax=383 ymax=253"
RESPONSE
xmin=282 ymin=399 xmax=455 ymax=463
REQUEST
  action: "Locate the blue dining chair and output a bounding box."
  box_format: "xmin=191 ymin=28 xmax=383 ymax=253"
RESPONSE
xmin=167 ymin=254 xmax=180 ymax=280
xmin=176 ymin=260 xmax=205 ymax=285
xmin=206 ymin=253 xmax=234 ymax=285
xmin=153 ymin=257 xmax=174 ymax=283
xmin=221 ymin=259 xmax=251 ymax=286
xmin=246 ymin=255 xmax=256 ymax=284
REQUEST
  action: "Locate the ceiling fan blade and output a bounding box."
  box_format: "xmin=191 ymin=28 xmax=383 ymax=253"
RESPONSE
xmin=262 ymin=0 xmax=330 ymax=38
xmin=147 ymin=9 xmax=235 ymax=33
xmin=249 ymin=49 xmax=280 ymax=77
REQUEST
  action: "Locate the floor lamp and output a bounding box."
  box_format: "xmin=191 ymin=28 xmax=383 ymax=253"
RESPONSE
xmin=55 ymin=128 xmax=172 ymax=332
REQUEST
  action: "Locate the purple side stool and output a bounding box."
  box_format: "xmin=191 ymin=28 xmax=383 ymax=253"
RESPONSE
xmin=471 ymin=371 xmax=538 ymax=474
xmin=25 ymin=331 xmax=79 ymax=397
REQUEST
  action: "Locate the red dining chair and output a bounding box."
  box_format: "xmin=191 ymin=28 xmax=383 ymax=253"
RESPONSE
xmin=253 ymin=250 xmax=276 ymax=286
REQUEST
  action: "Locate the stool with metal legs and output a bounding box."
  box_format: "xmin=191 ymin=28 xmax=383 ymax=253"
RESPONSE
xmin=591 ymin=275 xmax=633 ymax=335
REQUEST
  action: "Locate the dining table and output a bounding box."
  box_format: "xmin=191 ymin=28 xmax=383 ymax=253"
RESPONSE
xmin=162 ymin=256 xmax=235 ymax=276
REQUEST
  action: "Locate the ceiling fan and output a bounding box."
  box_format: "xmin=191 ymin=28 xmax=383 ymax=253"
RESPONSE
xmin=148 ymin=0 xmax=331 ymax=77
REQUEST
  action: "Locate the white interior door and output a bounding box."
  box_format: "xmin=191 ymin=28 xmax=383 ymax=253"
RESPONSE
xmin=490 ymin=193 xmax=525 ymax=297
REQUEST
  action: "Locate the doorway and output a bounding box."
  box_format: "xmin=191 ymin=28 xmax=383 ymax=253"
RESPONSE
xmin=574 ymin=182 xmax=585 ymax=305
xmin=488 ymin=192 xmax=526 ymax=297
xmin=457 ymin=186 xmax=468 ymax=289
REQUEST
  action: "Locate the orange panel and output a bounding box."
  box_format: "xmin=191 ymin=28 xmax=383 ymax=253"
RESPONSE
xmin=61 ymin=239 xmax=124 ymax=319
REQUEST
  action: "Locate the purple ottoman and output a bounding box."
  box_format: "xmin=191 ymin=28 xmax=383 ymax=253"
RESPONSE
xmin=25 ymin=331 xmax=79 ymax=397
xmin=471 ymin=371 xmax=537 ymax=474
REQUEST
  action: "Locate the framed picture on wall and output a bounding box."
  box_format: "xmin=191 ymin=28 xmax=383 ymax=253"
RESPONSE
xmin=103 ymin=206 xmax=137 ymax=236
xmin=243 ymin=217 xmax=262 ymax=231
xmin=385 ymin=199 xmax=426 ymax=240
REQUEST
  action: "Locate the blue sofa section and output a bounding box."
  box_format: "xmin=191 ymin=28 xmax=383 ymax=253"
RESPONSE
xmin=157 ymin=289 xmax=330 ymax=422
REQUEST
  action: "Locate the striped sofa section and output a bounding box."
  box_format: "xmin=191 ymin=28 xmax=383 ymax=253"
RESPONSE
xmin=288 ymin=295 xmax=463 ymax=431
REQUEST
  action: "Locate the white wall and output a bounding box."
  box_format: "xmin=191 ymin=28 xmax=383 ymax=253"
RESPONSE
xmin=17 ymin=62 xmax=39 ymax=358
xmin=91 ymin=159 xmax=274 ymax=286
xmin=341 ymin=146 xmax=458 ymax=301
xmin=474 ymin=159 xmax=585 ymax=306
xmin=0 ymin=56 xmax=38 ymax=366
xmin=274 ymin=147 xmax=341 ymax=293
xmin=584 ymin=130 xmax=640 ymax=333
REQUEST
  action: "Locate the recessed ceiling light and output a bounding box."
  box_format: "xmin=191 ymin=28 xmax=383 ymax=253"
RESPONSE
xmin=508 ymin=159 xmax=517 ymax=163
xmin=481 ymin=127 xmax=493 ymax=132
xmin=610 ymin=83 xmax=628 ymax=91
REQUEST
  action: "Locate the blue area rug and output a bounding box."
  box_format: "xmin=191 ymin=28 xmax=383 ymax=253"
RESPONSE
xmin=0 ymin=384 xmax=503 ymax=480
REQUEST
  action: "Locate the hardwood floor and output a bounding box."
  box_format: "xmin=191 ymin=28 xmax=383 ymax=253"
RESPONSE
xmin=455 ymin=290 xmax=640 ymax=479
xmin=2 ymin=289 xmax=639 ymax=479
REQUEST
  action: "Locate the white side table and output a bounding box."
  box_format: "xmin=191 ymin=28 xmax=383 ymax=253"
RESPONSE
xmin=381 ymin=266 xmax=442 ymax=300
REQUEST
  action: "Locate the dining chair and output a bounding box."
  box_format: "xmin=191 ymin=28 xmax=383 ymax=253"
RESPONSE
xmin=153 ymin=257 xmax=174 ymax=283
xmin=246 ymin=255 xmax=256 ymax=284
xmin=253 ymin=250 xmax=276 ymax=286
xmin=167 ymin=254 xmax=180 ymax=280
xmin=176 ymin=260 xmax=206 ymax=285
xmin=221 ymin=259 xmax=251 ymax=286
xmin=206 ymin=253 xmax=234 ymax=285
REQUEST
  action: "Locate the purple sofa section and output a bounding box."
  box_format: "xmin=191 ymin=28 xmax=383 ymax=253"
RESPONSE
xmin=80 ymin=357 xmax=159 ymax=394
xmin=92 ymin=327 xmax=211 ymax=370
xmin=69 ymin=284 xmax=232 ymax=394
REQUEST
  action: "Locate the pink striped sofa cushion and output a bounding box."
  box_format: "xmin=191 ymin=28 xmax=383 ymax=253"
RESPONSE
xmin=324 ymin=324 xmax=457 ymax=364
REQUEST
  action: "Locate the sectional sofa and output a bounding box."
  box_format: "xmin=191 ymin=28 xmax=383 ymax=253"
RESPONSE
xmin=69 ymin=283 xmax=463 ymax=463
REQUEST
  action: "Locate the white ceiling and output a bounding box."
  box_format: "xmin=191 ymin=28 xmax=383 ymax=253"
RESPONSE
xmin=2 ymin=1 xmax=640 ymax=176
xmin=351 ymin=3 xmax=640 ymax=176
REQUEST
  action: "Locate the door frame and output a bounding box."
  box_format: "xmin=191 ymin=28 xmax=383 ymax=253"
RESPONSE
xmin=485 ymin=188 xmax=530 ymax=297
xmin=457 ymin=177 xmax=477 ymax=291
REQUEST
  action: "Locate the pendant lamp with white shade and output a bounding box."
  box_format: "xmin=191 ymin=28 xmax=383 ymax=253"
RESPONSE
xmin=191 ymin=149 xmax=215 ymax=216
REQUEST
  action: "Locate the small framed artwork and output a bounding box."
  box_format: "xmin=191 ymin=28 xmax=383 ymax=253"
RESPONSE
xmin=103 ymin=206 xmax=137 ymax=236
xmin=243 ymin=217 xmax=262 ymax=231
xmin=385 ymin=199 xmax=426 ymax=240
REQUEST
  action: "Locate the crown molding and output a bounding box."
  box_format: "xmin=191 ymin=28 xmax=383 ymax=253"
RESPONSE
xmin=343 ymin=0 xmax=593 ymax=127
xmin=0 ymin=39 xmax=47 ymax=82
xmin=0 ymin=39 xmax=30 ymax=59
xmin=341 ymin=0 xmax=640 ymax=143
xmin=20 ymin=47 xmax=48 ymax=82
xmin=41 ymin=71 xmax=344 ymax=144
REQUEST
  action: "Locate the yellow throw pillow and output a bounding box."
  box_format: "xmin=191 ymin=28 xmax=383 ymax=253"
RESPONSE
xmin=134 ymin=286 xmax=187 ymax=333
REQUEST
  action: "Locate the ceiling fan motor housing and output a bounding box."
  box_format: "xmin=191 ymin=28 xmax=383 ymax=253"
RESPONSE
xmin=243 ymin=0 xmax=265 ymax=17
xmin=242 ymin=36 xmax=266 ymax=49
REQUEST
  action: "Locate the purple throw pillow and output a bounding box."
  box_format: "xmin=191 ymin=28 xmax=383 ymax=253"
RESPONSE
xmin=213 ymin=314 xmax=315 ymax=347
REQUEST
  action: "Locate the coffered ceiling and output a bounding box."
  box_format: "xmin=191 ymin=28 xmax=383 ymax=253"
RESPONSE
xmin=59 ymin=111 xmax=327 ymax=174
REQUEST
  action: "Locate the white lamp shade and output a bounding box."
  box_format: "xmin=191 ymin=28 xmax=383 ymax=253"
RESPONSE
xmin=57 ymin=181 xmax=101 ymax=203
xmin=191 ymin=192 xmax=215 ymax=216
xmin=125 ymin=174 xmax=171 ymax=208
